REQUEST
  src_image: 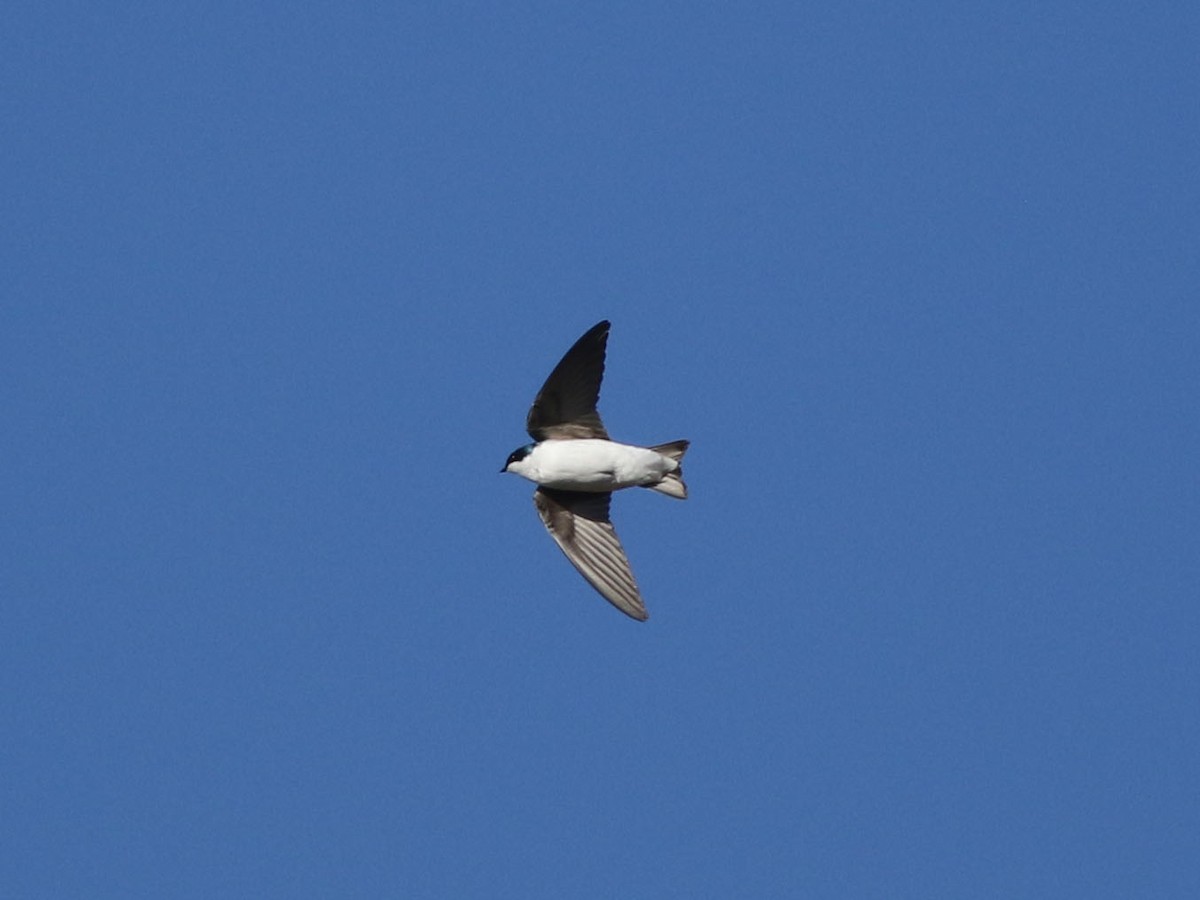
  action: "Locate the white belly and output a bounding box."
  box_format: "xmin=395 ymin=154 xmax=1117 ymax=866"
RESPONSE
xmin=529 ymin=439 xmax=673 ymax=491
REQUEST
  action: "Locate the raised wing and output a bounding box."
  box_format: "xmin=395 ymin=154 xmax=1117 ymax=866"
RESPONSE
xmin=526 ymin=320 xmax=610 ymax=440
xmin=533 ymin=487 xmax=647 ymax=621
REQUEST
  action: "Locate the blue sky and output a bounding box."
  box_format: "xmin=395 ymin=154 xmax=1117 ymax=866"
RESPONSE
xmin=3 ymin=2 xmax=1198 ymax=897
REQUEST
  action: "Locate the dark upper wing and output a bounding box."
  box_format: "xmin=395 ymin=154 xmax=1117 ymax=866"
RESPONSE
xmin=526 ymin=320 xmax=610 ymax=440
xmin=533 ymin=488 xmax=647 ymax=621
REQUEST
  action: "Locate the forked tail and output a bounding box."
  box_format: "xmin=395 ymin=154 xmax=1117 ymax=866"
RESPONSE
xmin=647 ymin=440 xmax=689 ymax=499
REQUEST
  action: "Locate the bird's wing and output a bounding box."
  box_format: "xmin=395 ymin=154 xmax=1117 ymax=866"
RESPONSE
xmin=526 ymin=320 xmax=610 ymax=440
xmin=533 ymin=488 xmax=647 ymax=621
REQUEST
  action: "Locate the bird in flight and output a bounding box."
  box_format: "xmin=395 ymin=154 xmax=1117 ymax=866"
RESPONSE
xmin=501 ymin=320 xmax=689 ymax=621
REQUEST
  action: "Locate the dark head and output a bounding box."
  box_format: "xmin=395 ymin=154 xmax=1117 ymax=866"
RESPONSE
xmin=501 ymin=443 xmax=535 ymax=473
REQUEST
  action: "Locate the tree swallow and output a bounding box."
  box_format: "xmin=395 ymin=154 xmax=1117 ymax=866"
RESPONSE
xmin=502 ymin=320 xmax=689 ymax=621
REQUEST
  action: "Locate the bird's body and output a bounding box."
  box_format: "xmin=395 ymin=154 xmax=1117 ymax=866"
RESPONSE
xmin=501 ymin=320 xmax=689 ymax=621
xmin=506 ymin=439 xmax=678 ymax=492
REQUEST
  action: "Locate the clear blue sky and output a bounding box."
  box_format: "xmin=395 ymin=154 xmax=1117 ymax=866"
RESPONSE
xmin=3 ymin=3 xmax=1197 ymax=897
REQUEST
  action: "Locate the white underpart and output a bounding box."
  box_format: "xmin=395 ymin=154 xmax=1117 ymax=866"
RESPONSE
xmin=510 ymin=439 xmax=677 ymax=492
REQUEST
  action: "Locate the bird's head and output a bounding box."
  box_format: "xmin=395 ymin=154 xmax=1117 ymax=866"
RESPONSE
xmin=501 ymin=443 xmax=535 ymax=475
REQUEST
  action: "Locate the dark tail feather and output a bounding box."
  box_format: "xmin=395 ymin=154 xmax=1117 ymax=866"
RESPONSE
xmin=648 ymin=440 xmax=689 ymax=499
